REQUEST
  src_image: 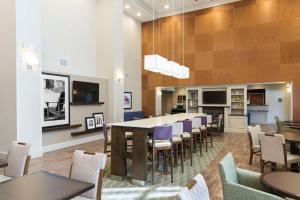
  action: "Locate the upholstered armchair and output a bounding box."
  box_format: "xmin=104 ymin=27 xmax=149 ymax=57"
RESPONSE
xmin=218 ymin=153 xmax=284 ymax=200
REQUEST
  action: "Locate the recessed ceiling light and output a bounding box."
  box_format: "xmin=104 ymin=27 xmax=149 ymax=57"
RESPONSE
xmin=136 ymin=12 xmax=142 ymax=17
xmin=164 ymin=4 xmax=170 ymax=9
xmin=125 ymin=4 xmax=130 ymax=9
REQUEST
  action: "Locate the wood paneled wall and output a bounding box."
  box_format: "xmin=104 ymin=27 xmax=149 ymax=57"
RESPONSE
xmin=141 ymin=0 xmax=300 ymax=119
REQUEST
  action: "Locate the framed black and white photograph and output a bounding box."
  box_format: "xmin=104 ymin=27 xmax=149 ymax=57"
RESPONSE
xmin=86 ymin=117 xmax=96 ymax=130
xmin=124 ymin=92 xmax=132 ymax=109
xmin=42 ymin=73 xmax=70 ymax=128
xmin=93 ymin=112 xmax=104 ymax=128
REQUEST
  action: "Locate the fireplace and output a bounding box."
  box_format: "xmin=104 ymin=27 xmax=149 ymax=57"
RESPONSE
xmin=203 ymin=107 xmax=224 ymax=131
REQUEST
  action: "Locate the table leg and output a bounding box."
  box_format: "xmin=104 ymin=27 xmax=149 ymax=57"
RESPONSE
xmin=290 ymin=142 xmax=299 ymax=172
xmin=132 ymin=128 xmax=148 ymax=186
xmin=111 ymin=126 xmax=127 ymax=179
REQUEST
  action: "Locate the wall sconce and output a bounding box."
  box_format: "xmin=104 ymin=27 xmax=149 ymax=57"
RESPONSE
xmin=116 ymin=71 xmax=124 ymax=82
xmin=287 ymin=83 xmax=292 ymax=93
xmin=22 ymin=44 xmax=39 ymax=69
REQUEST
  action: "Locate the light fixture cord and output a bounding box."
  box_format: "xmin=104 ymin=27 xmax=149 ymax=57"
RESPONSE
xmin=182 ymin=0 xmax=185 ymax=65
xmin=172 ymin=0 xmax=175 ymax=62
xmin=152 ymin=0 xmax=155 ymax=55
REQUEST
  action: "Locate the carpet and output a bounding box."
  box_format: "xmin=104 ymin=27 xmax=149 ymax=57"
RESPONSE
xmin=102 ymin=142 xmax=224 ymax=200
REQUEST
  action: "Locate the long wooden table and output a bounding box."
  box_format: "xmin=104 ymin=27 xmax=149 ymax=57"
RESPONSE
xmin=109 ymin=113 xmax=211 ymax=186
xmin=0 ymin=171 xmax=94 ymax=200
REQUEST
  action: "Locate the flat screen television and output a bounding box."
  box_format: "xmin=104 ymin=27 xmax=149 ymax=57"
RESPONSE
xmin=203 ymin=91 xmax=227 ymax=104
xmin=72 ymin=81 xmax=99 ymax=104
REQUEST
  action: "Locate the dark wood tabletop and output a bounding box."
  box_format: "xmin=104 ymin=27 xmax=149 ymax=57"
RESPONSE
xmin=282 ymin=132 xmax=300 ymax=143
xmin=261 ymin=172 xmax=300 ymax=200
xmin=0 ymin=171 xmax=95 ymax=200
xmin=0 ymin=159 xmax=8 ymax=168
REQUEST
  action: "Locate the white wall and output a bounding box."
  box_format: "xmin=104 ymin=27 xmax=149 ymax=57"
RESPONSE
xmin=42 ymin=0 xmax=97 ymax=77
xmin=123 ymin=13 xmax=142 ymax=112
xmin=0 ymin=0 xmax=17 ymax=153
xmin=16 ymin=0 xmax=43 ymax=157
xmin=96 ymin=0 xmax=124 ymax=122
xmin=248 ymin=84 xmax=292 ymax=123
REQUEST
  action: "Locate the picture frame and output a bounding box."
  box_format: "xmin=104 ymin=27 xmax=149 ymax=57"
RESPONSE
xmin=124 ymin=92 xmax=132 ymax=110
xmin=85 ymin=117 xmax=96 ymax=130
xmin=93 ymin=112 xmax=104 ymax=128
xmin=42 ymin=72 xmax=70 ymax=128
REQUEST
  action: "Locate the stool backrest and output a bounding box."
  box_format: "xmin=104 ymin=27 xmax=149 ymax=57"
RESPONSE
xmin=191 ymin=118 xmax=202 ymax=128
xmin=182 ymin=120 xmax=192 ymax=133
xmin=171 ymin=122 xmax=183 ymax=137
xmin=153 ymin=125 xmax=173 ymax=140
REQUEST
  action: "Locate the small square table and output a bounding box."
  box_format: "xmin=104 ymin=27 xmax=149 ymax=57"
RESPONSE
xmin=0 ymin=171 xmax=95 ymax=200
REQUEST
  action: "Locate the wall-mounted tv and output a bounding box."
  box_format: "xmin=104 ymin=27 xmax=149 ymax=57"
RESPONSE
xmin=203 ymin=91 xmax=227 ymax=104
xmin=72 ymin=81 xmax=99 ymax=104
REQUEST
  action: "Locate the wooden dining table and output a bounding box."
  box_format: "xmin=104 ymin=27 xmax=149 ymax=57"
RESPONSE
xmin=261 ymin=172 xmax=300 ymax=199
xmin=109 ymin=113 xmax=211 ymax=186
xmin=0 ymin=171 xmax=94 ymax=200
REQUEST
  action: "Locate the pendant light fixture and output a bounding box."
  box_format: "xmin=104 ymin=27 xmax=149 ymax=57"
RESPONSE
xmin=144 ymin=0 xmax=190 ymax=79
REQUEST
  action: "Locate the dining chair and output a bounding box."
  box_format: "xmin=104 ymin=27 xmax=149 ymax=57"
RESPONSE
xmin=0 ymin=141 xmax=31 ymax=183
xmin=218 ymin=152 xmax=283 ymax=200
xmin=148 ymin=125 xmax=174 ymax=184
xmin=70 ymin=150 xmax=107 ymax=200
xmin=248 ymin=125 xmax=261 ymax=165
xmin=258 ymin=133 xmax=300 ymax=172
xmin=208 ymin=114 xmax=223 ymax=135
xmin=176 ymin=174 xmax=210 ymax=200
xmin=170 ymin=122 xmax=184 ymax=173
xmin=191 ymin=118 xmax=203 ymax=156
xmin=182 ymin=120 xmax=193 ymax=166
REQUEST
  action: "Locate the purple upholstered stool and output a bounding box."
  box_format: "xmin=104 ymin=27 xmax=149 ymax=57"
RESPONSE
xmin=148 ymin=125 xmax=174 ymax=184
xmin=179 ymin=120 xmax=193 ymax=166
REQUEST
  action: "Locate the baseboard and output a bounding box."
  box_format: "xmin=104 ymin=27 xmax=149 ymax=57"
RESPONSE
xmin=31 ymin=149 xmax=43 ymax=158
xmin=43 ymin=134 xmax=104 ymax=153
xmin=225 ymin=128 xmax=247 ymax=133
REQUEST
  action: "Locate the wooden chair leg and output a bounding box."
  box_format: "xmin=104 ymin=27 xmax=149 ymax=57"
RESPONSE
xmin=170 ymin=148 xmax=173 ymax=183
xmin=190 ymin=139 xmax=193 ymax=166
xmin=152 ymin=149 xmax=156 ymax=185
xmin=249 ymin=149 xmax=253 ymax=165
xmin=210 ymin=128 xmax=213 ymax=148
xmin=260 ymin=159 xmax=265 ymax=173
xmin=180 ymin=142 xmax=184 ymax=173
xmin=193 ymin=134 xmax=197 ymax=153
xmin=174 ymin=144 xmax=178 ymax=167
xmin=199 ymin=134 xmax=203 ymax=157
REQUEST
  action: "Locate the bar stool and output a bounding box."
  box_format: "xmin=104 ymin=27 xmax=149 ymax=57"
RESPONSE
xmin=191 ymin=118 xmax=203 ymax=156
xmin=181 ymin=120 xmax=193 ymax=166
xmin=199 ymin=116 xmax=211 ymax=151
xmin=148 ymin=125 xmax=174 ymax=184
xmin=170 ymin=122 xmax=184 ymax=173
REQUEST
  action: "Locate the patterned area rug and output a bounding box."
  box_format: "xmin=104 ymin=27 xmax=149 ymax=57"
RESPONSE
xmin=102 ymin=142 xmax=224 ymax=200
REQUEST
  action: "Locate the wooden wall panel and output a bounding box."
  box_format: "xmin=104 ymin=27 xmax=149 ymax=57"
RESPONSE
xmin=141 ymin=0 xmax=300 ymax=120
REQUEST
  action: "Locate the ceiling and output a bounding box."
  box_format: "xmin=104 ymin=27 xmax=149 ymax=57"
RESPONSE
xmin=124 ymin=0 xmax=242 ymax=22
